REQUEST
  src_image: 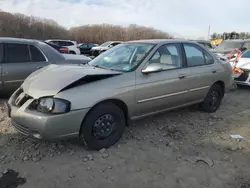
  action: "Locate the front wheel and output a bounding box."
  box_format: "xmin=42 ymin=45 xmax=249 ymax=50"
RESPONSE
xmin=201 ymin=84 xmax=223 ymax=113
xmin=80 ymin=102 xmax=125 ymax=150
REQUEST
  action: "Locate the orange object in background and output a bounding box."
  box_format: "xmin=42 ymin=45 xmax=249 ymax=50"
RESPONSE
xmin=233 ymin=67 xmax=243 ymax=74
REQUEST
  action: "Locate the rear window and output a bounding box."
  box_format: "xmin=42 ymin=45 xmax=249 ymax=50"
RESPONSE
xmin=29 ymin=45 xmax=46 ymax=62
xmin=0 ymin=43 xmax=3 ymax=63
xmin=6 ymin=43 xmax=31 ymax=63
xmin=57 ymin=41 xmax=74 ymax=46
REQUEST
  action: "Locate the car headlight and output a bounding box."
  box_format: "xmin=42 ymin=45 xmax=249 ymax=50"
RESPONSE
xmin=36 ymin=98 xmax=71 ymax=114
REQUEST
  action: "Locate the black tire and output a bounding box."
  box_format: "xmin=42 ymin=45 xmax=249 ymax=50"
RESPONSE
xmin=69 ymin=51 xmax=76 ymax=54
xmin=201 ymin=84 xmax=223 ymax=113
xmin=80 ymin=102 xmax=125 ymax=150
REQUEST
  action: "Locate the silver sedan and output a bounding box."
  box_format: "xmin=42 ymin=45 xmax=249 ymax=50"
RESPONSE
xmin=7 ymin=39 xmax=233 ymax=150
xmin=0 ymin=37 xmax=91 ymax=95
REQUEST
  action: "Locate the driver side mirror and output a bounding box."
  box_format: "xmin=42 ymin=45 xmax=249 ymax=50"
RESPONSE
xmin=142 ymin=63 xmax=163 ymax=74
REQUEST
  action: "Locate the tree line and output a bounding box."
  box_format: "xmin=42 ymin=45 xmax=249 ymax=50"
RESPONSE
xmin=0 ymin=11 xmax=170 ymax=44
xmin=211 ymin=32 xmax=250 ymax=40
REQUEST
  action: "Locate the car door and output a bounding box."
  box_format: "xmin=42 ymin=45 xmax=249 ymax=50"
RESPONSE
xmin=0 ymin=43 xmax=3 ymax=90
xmin=80 ymin=44 xmax=88 ymax=54
xmin=2 ymin=43 xmax=48 ymax=92
xmin=178 ymin=43 xmax=220 ymax=102
xmin=135 ymin=43 xmax=189 ymax=117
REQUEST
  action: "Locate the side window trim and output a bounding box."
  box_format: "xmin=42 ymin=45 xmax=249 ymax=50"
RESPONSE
xmin=0 ymin=43 xmax=4 ymax=63
xmin=183 ymin=43 xmax=207 ymax=67
xmin=29 ymin=44 xmax=48 ymax=62
xmin=147 ymin=43 xmax=184 ymax=71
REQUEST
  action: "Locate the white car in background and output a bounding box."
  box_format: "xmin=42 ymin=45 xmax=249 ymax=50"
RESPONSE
xmin=234 ymin=49 xmax=250 ymax=86
xmin=90 ymin=41 xmax=123 ymax=56
xmin=46 ymin=39 xmax=81 ymax=55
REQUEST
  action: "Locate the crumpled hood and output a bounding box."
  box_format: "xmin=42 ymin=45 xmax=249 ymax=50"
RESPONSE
xmin=236 ymin=58 xmax=250 ymax=70
xmin=22 ymin=64 xmax=121 ymax=98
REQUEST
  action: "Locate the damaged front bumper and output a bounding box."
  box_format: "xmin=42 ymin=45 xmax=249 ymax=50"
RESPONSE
xmin=7 ymin=88 xmax=90 ymax=140
xmin=234 ymin=70 xmax=250 ymax=86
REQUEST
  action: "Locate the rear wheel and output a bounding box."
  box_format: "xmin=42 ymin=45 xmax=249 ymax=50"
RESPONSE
xmin=201 ymin=84 xmax=223 ymax=113
xmin=80 ymin=102 xmax=125 ymax=150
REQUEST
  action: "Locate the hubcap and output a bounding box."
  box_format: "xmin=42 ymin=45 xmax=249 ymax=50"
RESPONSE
xmin=93 ymin=114 xmax=116 ymax=140
xmin=209 ymin=90 xmax=219 ymax=109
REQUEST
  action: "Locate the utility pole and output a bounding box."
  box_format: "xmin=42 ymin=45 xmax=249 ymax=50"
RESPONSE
xmin=207 ymin=25 xmax=211 ymax=40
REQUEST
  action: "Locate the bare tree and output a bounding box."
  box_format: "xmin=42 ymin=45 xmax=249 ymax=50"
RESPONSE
xmin=0 ymin=11 xmax=170 ymax=43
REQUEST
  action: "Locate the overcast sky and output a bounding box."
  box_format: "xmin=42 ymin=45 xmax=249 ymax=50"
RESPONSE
xmin=0 ymin=0 xmax=249 ymax=39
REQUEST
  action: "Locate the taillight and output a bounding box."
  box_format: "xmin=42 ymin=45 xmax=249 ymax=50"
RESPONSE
xmin=59 ymin=47 xmax=69 ymax=54
xmin=77 ymin=46 xmax=80 ymax=49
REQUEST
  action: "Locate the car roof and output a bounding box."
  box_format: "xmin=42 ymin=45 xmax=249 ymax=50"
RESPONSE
xmin=0 ymin=37 xmax=41 ymax=44
xmin=46 ymin=39 xmax=76 ymax=42
xmin=126 ymin=39 xmax=197 ymax=45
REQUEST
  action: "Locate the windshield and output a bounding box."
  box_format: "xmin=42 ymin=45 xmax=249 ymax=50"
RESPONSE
xmin=215 ymin=41 xmax=242 ymax=50
xmin=89 ymin=43 xmax=154 ymax=72
xmin=100 ymin=42 xmax=112 ymax=47
xmin=241 ymin=49 xmax=250 ymax=58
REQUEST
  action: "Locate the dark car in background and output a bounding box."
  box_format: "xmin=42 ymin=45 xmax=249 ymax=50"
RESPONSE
xmin=78 ymin=43 xmax=98 ymax=55
xmin=44 ymin=42 xmax=69 ymax=54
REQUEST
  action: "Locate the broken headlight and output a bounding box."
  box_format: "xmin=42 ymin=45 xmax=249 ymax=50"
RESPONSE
xmin=36 ymin=98 xmax=71 ymax=114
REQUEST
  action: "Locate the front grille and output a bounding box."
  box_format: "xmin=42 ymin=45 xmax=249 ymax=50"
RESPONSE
xmin=235 ymin=70 xmax=250 ymax=82
xmin=13 ymin=90 xmax=32 ymax=107
xmin=12 ymin=120 xmax=29 ymax=135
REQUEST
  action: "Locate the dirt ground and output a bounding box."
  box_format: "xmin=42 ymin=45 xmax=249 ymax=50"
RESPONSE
xmin=1 ymin=87 xmax=250 ymax=188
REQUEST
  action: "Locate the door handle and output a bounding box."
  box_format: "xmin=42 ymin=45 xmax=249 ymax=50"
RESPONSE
xmin=212 ymin=69 xmax=217 ymax=73
xmin=178 ymin=74 xmax=186 ymax=79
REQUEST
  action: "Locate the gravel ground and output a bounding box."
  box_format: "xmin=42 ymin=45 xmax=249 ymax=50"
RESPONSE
xmin=1 ymin=87 xmax=250 ymax=188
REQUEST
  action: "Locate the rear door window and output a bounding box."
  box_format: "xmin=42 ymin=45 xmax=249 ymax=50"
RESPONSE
xmin=88 ymin=44 xmax=95 ymax=48
xmin=203 ymin=50 xmax=214 ymax=64
xmin=29 ymin=45 xmax=46 ymax=62
xmin=60 ymin=41 xmax=74 ymax=46
xmin=81 ymin=44 xmax=88 ymax=48
xmin=184 ymin=43 xmax=205 ymax=67
xmin=6 ymin=43 xmax=31 ymax=63
xmin=0 ymin=43 xmax=3 ymax=63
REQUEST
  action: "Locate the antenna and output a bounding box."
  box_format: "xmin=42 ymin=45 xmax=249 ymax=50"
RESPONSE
xmin=207 ymin=25 xmax=211 ymax=40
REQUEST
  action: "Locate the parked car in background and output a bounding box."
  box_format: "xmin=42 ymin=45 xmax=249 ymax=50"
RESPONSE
xmin=78 ymin=43 xmax=98 ymax=55
xmin=191 ymin=40 xmax=213 ymax=49
xmin=90 ymin=41 xmax=123 ymax=57
xmin=0 ymin=37 xmax=91 ymax=95
xmin=211 ymin=39 xmax=250 ymax=61
xmin=234 ymin=49 xmax=250 ymax=86
xmin=45 ymin=39 xmax=81 ymax=55
xmin=44 ymin=42 xmax=69 ymax=54
xmin=7 ymin=39 xmax=233 ymax=150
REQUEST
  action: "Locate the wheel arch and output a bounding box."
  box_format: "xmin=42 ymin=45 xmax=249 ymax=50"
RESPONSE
xmin=80 ymin=98 xmax=129 ymax=135
xmin=213 ymin=80 xmax=225 ymax=97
